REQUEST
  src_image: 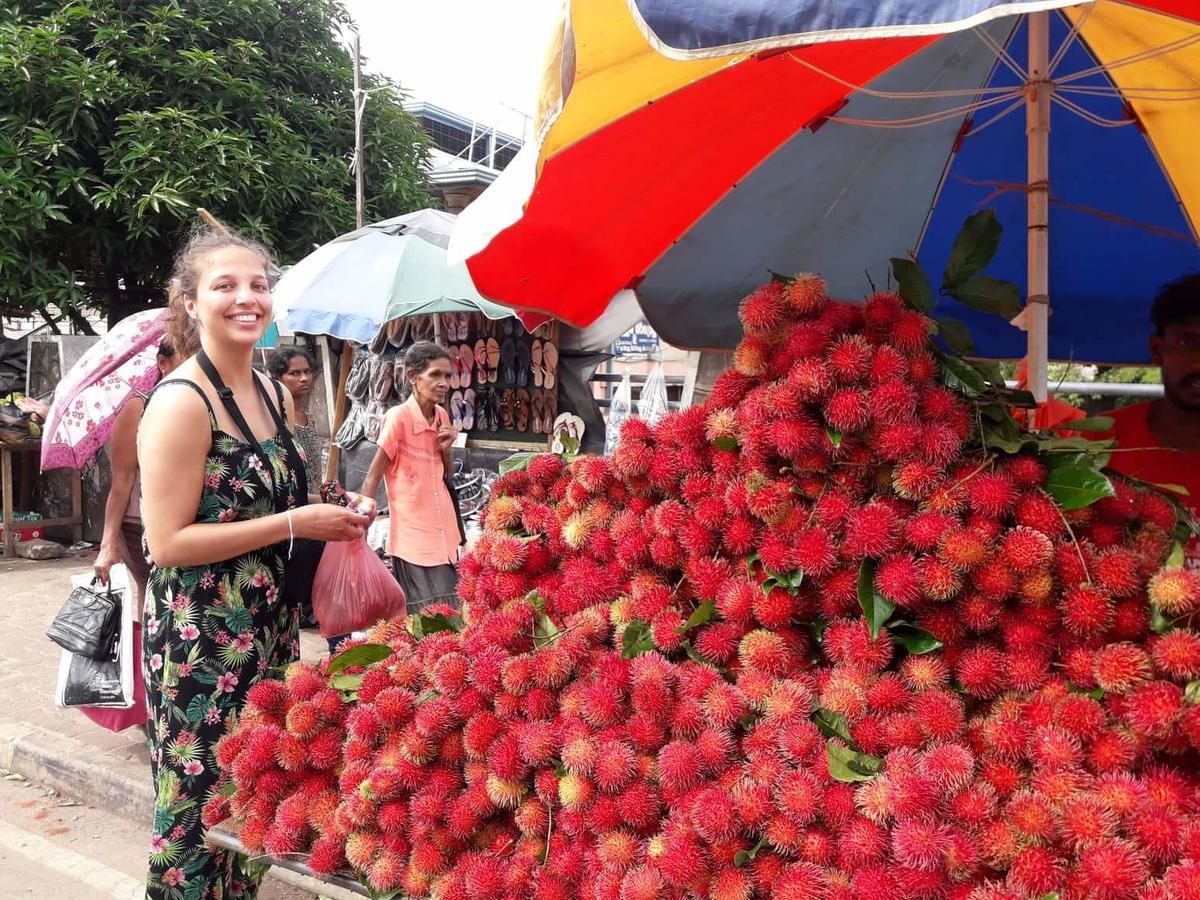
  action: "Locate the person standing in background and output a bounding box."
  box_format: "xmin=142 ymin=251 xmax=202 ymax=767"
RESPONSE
xmin=359 ymin=341 xmax=462 ymax=611
xmin=84 ymin=335 xmax=192 ymax=734
xmin=267 ymin=346 xmax=327 ymax=491
xmin=1101 ymin=273 xmax=1200 ymax=568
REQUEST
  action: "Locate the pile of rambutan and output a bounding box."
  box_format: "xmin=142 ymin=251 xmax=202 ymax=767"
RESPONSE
xmin=208 ymin=276 xmax=1200 ymax=899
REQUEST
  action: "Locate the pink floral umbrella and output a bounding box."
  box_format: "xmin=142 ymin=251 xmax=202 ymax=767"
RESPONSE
xmin=40 ymin=309 xmax=169 ymax=471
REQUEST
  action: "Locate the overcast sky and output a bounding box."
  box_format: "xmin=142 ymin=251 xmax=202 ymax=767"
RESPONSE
xmin=341 ymin=0 xmax=564 ymax=139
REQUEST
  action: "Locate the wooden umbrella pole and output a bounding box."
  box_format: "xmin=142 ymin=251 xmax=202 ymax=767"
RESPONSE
xmin=1025 ymin=12 xmax=1051 ymax=404
xmin=324 ymin=345 xmax=355 ymax=483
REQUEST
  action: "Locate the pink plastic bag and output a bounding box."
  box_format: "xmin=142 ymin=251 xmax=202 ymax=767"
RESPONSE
xmin=311 ymin=538 xmax=406 ymax=637
xmin=78 ymin=622 xmax=146 ymax=733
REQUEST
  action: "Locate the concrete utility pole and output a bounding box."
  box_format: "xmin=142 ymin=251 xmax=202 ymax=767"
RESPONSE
xmin=325 ymin=26 xmax=365 ymax=482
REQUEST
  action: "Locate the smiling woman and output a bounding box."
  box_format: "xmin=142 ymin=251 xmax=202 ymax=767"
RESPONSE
xmin=136 ymin=226 xmax=370 ymax=900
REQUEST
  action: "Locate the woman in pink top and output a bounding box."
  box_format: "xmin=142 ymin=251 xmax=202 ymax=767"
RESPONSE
xmin=360 ymin=342 xmax=462 ymax=611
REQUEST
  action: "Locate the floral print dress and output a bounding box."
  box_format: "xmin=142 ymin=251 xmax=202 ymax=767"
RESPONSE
xmin=143 ymin=381 xmax=304 ymax=900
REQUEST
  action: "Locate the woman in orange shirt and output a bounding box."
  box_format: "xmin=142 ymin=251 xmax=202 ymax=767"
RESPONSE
xmin=360 ymin=342 xmax=463 ymax=610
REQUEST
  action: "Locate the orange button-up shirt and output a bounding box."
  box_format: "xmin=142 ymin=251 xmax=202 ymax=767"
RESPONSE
xmin=378 ymin=396 xmax=460 ymax=566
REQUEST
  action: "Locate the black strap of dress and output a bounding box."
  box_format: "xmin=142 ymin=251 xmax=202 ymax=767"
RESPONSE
xmin=195 ymin=349 xmax=309 ymax=509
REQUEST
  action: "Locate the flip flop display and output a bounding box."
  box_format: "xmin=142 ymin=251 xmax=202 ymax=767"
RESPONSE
xmin=542 ymin=342 xmax=558 ymax=390
xmin=500 ymin=338 xmax=517 ymax=385
xmin=530 ymin=391 xmax=545 ymax=434
xmin=515 ymin=389 xmax=530 ymax=433
xmin=486 ymin=338 xmax=501 ymax=385
xmin=461 ymin=388 xmax=476 ymax=431
xmin=516 ymin=341 xmax=531 ymax=388
xmin=450 ymin=390 xmax=464 ymax=429
xmin=500 ymin=388 xmax=515 ymax=431
xmin=531 ymin=340 xmax=543 ymax=388
xmin=459 ymin=344 xmax=475 ymax=389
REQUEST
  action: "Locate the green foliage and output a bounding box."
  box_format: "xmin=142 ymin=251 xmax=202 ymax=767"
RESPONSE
xmin=0 ymin=0 xmax=430 ymax=320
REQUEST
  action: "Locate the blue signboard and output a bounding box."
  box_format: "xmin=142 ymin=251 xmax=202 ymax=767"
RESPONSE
xmin=612 ymin=321 xmax=660 ymax=359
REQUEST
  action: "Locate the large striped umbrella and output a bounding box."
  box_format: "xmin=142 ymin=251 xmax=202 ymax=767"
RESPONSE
xmin=451 ymin=0 xmax=1200 ymax=399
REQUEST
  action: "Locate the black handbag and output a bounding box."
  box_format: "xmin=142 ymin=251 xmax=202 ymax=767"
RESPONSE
xmin=444 ymin=476 xmax=468 ymax=547
xmin=46 ymin=579 xmax=121 ymax=660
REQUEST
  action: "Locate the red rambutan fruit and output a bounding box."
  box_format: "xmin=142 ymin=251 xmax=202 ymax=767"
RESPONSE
xmin=739 ymin=283 xmax=788 ymax=333
xmin=843 ymin=501 xmax=900 ymax=559
xmin=734 ymin=335 xmax=773 ymax=377
xmin=1149 ymin=567 xmax=1200 ymax=616
xmin=1094 ymin=642 xmax=1153 ymax=694
xmin=876 ymin=554 xmax=923 ymax=609
xmin=823 ymin=388 xmax=871 ymax=433
xmin=1079 ymin=839 xmax=1149 ymax=900
xmin=247 ymin=679 xmax=290 ymax=715
xmin=1000 ymin=526 xmax=1054 ymax=572
xmin=1124 ymin=681 xmax=1185 ymax=739
xmin=891 ymin=817 xmax=949 ymax=871
xmin=938 ymin=527 xmax=989 ymax=572
xmin=966 ymin=472 xmax=1017 ymax=518
xmin=1151 ymin=629 xmax=1200 ymax=680
xmin=956 ymin=646 xmax=1006 ymax=698
xmin=784 ymin=274 xmax=828 ymax=316
xmin=1060 ymin=584 xmax=1116 ymax=638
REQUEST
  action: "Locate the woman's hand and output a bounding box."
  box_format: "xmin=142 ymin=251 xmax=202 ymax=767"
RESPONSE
xmin=343 ymin=490 xmax=378 ymax=521
xmin=93 ymin=542 xmax=120 ymax=585
xmin=437 ymin=422 xmax=457 ymax=452
xmin=293 ymin=504 xmax=370 ymax=542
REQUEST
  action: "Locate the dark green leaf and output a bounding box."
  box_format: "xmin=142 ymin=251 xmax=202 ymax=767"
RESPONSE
xmin=1048 ymin=416 xmax=1114 ymax=432
xmin=683 ymin=641 xmax=718 ymax=669
xmin=935 ymin=316 xmax=974 ymax=355
xmin=890 ymin=257 xmax=934 ymax=313
xmin=826 ymin=428 xmax=843 ymax=448
xmin=415 ymin=689 xmax=441 ymax=705
xmin=500 ymin=452 xmax=536 ymax=474
xmin=1185 ymin=681 xmax=1200 ymax=705
xmin=969 ymin=359 xmax=1007 ymax=389
xmin=857 ymin=559 xmax=896 ymax=640
xmin=936 ymin=351 xmax=987 ymax=398
xmin=948 ymin=276 xmax=1022 ymax=319
xmin=808 ymin=618 xmax=828 ymax=643
xmin=733 ymin=836 xmax=767 ymax=867
xmin=328 ymin=673 xmax=364 ymax=691
xmin=826 ymin=742 xmax=884 ymax=783
xmin=1044 ymin=464 xmax=1116 ymax=510
xmin=1038 ymin=894 xmax=1061 ymax=900
xmin=812 ymin=708 xmax=854 ymax=744
xmin=889 ymin=623 xmax=943 ymax=655
xmin=713 ymin=435 xmax=739 ymax=452
xmin=943 ymin=209 xmax=1003 ymax=288
xmin=769 ymin=270 xmax=791 ymax=284
xmin=327 ymin=643 xmax=393 ymax=674
xmin=997 ymin=388 xmax=1039 ymax=409
xmin=1150 ymin=605 xmax=1173 ymax=636
xmin=621 ymin=620 xmax=654 ymax=660
xmin=678 ymin=600 xmax=716 ymax=633
xmin=411 ymin=612 xmax=463 ymax=639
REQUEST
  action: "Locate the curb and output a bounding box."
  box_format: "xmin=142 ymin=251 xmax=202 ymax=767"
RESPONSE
xmin=0 ymin=721 xmax=361 ymax=900
xmin=0 ymin=722 xmax=152 ymax=823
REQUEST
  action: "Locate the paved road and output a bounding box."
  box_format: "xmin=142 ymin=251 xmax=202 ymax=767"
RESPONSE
xmin=0 ymin=769 xmax=315 ymax=899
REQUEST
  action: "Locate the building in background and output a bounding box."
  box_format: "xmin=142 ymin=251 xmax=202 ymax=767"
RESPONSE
xmin=406 ymin=100 xmax=523 ymax=213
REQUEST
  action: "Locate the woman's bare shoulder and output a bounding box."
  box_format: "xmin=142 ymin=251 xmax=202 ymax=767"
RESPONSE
xmin=142 ymin=365 xmax=210 ymax=425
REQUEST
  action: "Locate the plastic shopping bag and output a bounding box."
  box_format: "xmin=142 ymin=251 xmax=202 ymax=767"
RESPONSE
xmin=605 ymin=371 xmax=632 ymax=456
xmin=311 ymin=538 xmax=406 ymax=637
xmin=56 ymin=566 xmax=135 ymax=712
xmin=637 ymin=361 xmax=669 ymax=426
